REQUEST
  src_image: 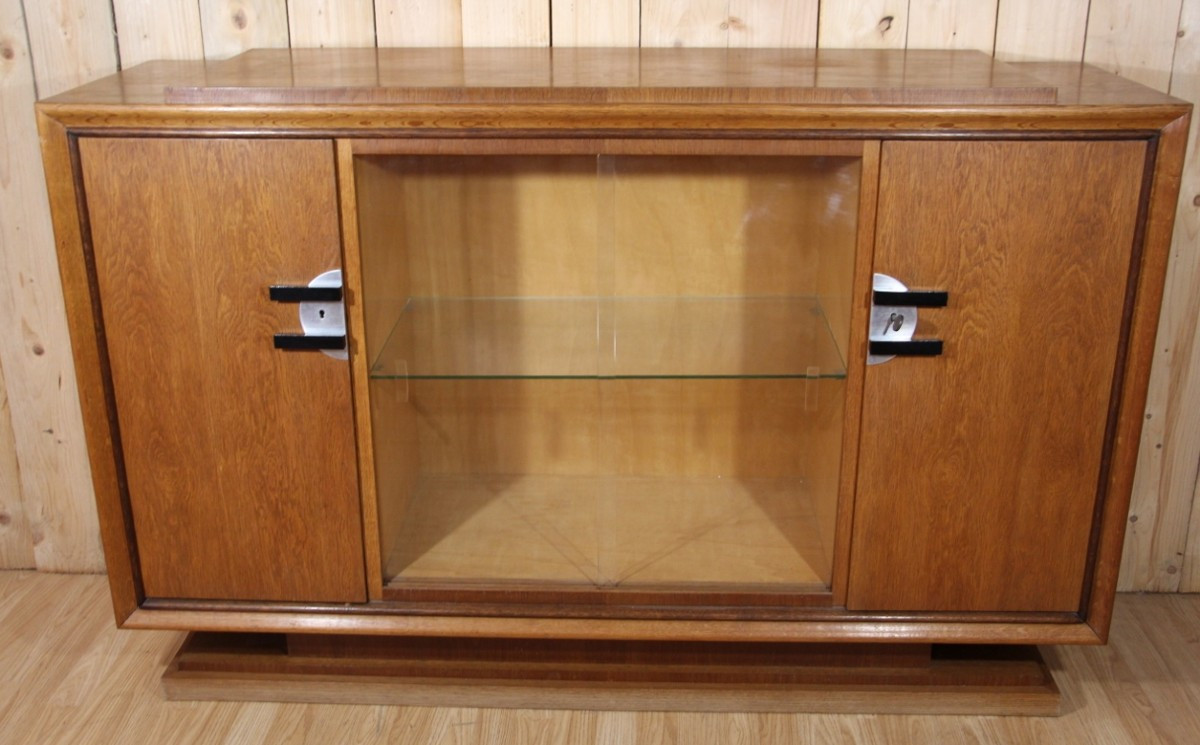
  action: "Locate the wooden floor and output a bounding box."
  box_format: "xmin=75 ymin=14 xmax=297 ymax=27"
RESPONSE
xmin=3 ymin=571 xmax=1199 ymax=744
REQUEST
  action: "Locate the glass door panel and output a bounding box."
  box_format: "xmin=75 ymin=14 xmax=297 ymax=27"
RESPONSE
xmin=354 ymin=148 xmax=861 ymax=598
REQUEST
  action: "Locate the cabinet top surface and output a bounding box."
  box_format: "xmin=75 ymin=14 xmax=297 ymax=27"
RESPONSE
xmin=41 ymin=48 xmax=1185 ymax=110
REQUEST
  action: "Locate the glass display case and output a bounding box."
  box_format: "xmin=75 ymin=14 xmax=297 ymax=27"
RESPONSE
xmin=354 ymin=144 xmax=863 ymax=598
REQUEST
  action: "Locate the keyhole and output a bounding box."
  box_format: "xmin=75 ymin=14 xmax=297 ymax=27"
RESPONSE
xmin=319 ymin=309 xmax=326 ymax=319
xmin=884 ymin=312 xmax=904 ymax=334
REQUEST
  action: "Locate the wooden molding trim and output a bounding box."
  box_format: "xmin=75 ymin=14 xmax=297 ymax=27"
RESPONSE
xmin=36 ymin=111 xmax=141 ymax=623
xmin=37 ymin=102 xmax=1190 ymax=136
xmin=1085 ymin=112 xmax=1193 ymax=641
xmin=124 ymin=607 xmax=1103 ymax=645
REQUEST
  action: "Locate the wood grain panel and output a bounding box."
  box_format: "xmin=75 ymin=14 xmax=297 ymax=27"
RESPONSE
xmin=23 ymin=0 xmax=117 ymax=97
xmin=166 ymin=633 xmax=1059 ymax=714
xmin=1125 ymin=0 xmax=1200 ymax=593
xmin=375 ymin=0 xmax=462 ymax=46
xmin=817 ymin=0 xmax=908 ymax=49
xmin=728 ymin=1 xmax=817 ymax=48
xmin=0 ymin=1 xmax=36 ymax=570
xmin=640 ymin=1 xmax=816 ymax=48
xmin=1188 ymin=475 xmax=1200 ymax=590
xmin=408 ymin=380 xmax=829 ymax=479
xmin=123 ymin=603 xmax=1102 ymax=643
xmin=0 ymin=359 xmax=33 ymax=568
xmin=53 ymin=48 xmax=1163 ymax=110
xmin=600 ymin=380 xmax=816 ymax=479
xmin=552 ymin=0 xmax=639 ymax=47
xmin=79 ymin=138 xmax=365 ymax=603
xmin=1164 ymin=0 xmax=1200 ymax=593
xmin=386 ymin=472 xmax=830 ymax=589
xmin=1085 ymin=115 xmax=1189 ymax=641
xmin=111 ymin=0 xmax=204 ymax=68
xmin=993 ymin=0 xmax=1089 ymax=61
xmin=612 ymin=156 xmax=860 ymax=297
xmin=199 ymin=0 xmax=290 ymax=59
xmin=38 ymin=110 xmax=138 ymax=615
xmin=1 ymin=0 xmax=103 ymax=573
xmin=849 ymin=140 xmax=1147 ymax=612
xmin=460 ymin=0 xmax=549 ymax=47
xmin=411 ymin=381 xmax=599 ymax=477
xmin=286 ymin=0 xmax=375 ymax=47
xmin=393 ymin=377 xmax=839 ymax=589
xmin=906 ymin=0 xmax=997 ymax=53
xmin=1085 ymin=0 xmax=1185 ymax=92
xmin=641 ymin=0 xmax=731 ymax=47
xmin=366 ymin=154 xmax=599 ymax=298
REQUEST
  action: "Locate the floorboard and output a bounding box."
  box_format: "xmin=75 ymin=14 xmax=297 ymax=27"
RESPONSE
xmin=2 ymin=571 xmax=1198 ymax=744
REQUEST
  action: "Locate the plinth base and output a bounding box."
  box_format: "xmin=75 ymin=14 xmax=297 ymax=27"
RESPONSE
xmin=162 ymin=633 xmax=1061 ymax=716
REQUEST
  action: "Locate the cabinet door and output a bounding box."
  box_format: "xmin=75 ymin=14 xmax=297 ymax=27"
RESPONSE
xmin=848 ymin=140 xmax=1146 ymax=613
xmin=80 ymin=138 xmax=366 ymax=603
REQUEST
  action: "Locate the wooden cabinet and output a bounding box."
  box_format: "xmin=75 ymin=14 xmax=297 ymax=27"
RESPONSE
xmin=850 ymin=140 xmax=1148 ymax=613
xmin=78 ymin=138 xmax=366 ymax=603
xmin=38 ymin=49 xmax=1190 ymax=711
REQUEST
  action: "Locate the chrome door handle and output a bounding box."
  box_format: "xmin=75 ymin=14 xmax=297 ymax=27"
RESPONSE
xmin=269 ymin=268 xmax=347 ymax=360
xmin=868 ymin=273 xmax=947 ymax=364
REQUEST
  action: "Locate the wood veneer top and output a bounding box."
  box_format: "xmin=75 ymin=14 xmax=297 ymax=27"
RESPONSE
xmin=36 ymin=48 xmax=1185 ymax=109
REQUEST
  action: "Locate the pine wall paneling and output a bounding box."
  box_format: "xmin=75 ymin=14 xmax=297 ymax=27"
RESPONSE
xmin=286 ymin=0 xmax=375 ymax=48
xmin=1168 ymin=0 xmax=1200 ymax=592
xmin=993 ymin=0 xmax=1089 ymax=61
xmin=1084 ymin=0 xmax=1184 ymax=91
xmin=817 ymin=0 xmax=909 ymax=49
xmin=551 ymin=0 xmax=639 ymax=47
xmin=640 ymin=1 xmax=818 ymax=49
xmin=376 ymin=0 xmax=463 ymax=47
xmin=0 ymin=0 xmax=111 ymax=572
xmin=1091 ymin=0 xmax=1193 ymax=592
xmin=906 ymin=0 xmax=997 ymax=52
xmin=458 ymin=0 xmax=549 ymax=46
xmin=729 ymin=1 xmax=818 ymax=48
xmin=640 ymin=0 xmax=728 ymax=47
xmin=111 ymin=0 xmax=204 ymax=67
xmin=0 ymin=0 xmax=37 ymax=570
xmin=0 ymin=353 xmax=32 ymax=568
xmin=199 ymin=0 xmax=289 ymax=58
xmin=23 ymin=0 xmax=119 ymax=96
xmin=0 ymin=0 xmax=1197 ymax=593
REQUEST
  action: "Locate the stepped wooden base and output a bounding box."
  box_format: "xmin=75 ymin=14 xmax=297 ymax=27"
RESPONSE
xmin=161 ymin=633 xmax=1061 ymax=715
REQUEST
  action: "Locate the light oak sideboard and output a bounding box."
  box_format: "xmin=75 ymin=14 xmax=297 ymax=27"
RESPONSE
xmin=37 ymin=48 xmax=1191 ymax=714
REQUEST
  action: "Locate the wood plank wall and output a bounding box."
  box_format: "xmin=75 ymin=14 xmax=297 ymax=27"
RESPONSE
xmin=0 ymin=0 xmax=1196 ymax=593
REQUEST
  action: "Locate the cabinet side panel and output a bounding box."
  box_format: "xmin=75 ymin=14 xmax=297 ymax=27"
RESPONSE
xmin=38 ymin=114 xmax=131 ymax=610
xmin=79 ymin=137 xmax=366 ymax=603
xmin=849 ymin=140 xmax=1146 ymax=613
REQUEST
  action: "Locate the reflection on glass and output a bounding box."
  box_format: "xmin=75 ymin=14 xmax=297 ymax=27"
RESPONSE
xmin=356 ymin=152 xmax=860 ymax=596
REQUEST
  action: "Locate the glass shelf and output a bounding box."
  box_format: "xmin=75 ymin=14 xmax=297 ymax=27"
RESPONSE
xmin=369 ymin=296 xmax=847 ymax=380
